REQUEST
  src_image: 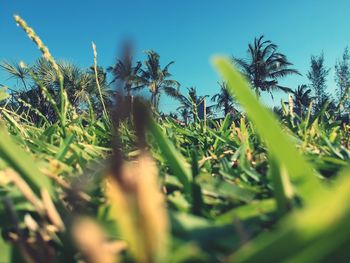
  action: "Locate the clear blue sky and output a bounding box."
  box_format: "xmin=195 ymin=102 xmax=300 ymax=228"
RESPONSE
xmin=2 ymin=0 xmax=350 ymax=112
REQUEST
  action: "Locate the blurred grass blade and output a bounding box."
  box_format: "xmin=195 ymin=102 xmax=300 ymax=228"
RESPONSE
xmin=230 ymin=167 xmax=350 ymax=263
xmin=0 ymin=87 xmax=10 ymax=102
xmin=212 ymin=57 xmax=325 ymax=200
xmin=0 ymin=237 xmax=12 ymax=263
xmin=217 ymin=199 xmax=276 ymax=224
xmin=55 ymin=133 xmax=75 ymax=161
xmin=268 ymin=155 xmax=294 ymax=215
xmin=0 ymin=125 xmax=54 ymax=197
xmin=107 ymin=154 xmax=169 ymax=263
xmin=72 ymin=217 xmax=125 ymax=263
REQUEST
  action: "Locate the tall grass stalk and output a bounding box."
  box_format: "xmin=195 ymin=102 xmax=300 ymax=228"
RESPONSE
xmin=14 ymin=15 xmax=67 ymax=136
xmin=92 ymin=42 xmax=109 ymax=122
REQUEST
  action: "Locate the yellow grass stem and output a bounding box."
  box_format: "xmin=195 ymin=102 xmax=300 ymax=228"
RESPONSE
xmin=14 ymin=15 xmax=67 ymax=136
xmin=92 ymin=42 xmax=109 ymax=121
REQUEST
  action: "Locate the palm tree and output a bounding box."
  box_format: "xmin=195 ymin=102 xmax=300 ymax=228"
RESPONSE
xmin=211 ymin=81 xmax=237 ymax=116
xmin=0 ymin=61 xmax=33 ymax=111
xmin=107 ymin=57 xmax=142 ymax=97
xmin=177 ymin=87 xmax=207 ymax=122
xmin=233 ymin=35 xmax=300 ymax=97
xmin=136 ymin=50 xmax=180 ymax=110
xmin=177 ymin=107 xmax=190 ymax=125
xmin=292 ymin=84 xmax=313 ymax=118
xmin=33 ymin=59 xmax=110 ymax=112
xmin=59 ymin=62 xmax=92 ymax=107
xmin=1 ymin=59 xmax=111 ymax=122
xmin=0 ymin=61 xmax=30 ymax=91
xmin=1 ymin=59 xmax=56 ymax=121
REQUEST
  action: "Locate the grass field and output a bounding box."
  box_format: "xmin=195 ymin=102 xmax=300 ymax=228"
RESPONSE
xmin=1 ymin=15 xmax=350 ymax=263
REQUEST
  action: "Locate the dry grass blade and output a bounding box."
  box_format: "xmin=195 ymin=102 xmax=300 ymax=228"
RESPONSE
xmin=72 ymin=217 xmax=126 ymax=263
xmin=43 ymin=169 xmax=91 ymax=202
xmin=41 ymin=189 xmax=65 ymax=232
xmin=5 ymin=169 xmax=45 ymax=213
xmin=107 ymin=153 xmax=169 ymax=263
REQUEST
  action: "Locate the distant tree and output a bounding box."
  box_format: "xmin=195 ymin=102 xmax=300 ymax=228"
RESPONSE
xmin=307 ymin=53 xmax=330 ymax=110
xmin=107 ymin=55 xmax=142 ymax=97
xmin=334 ymin=47 xmax=350 ymax=109
xmin=177 ymin=107 xmax=190 ymax=125
xmin=59 ymin=62 xmax=98 ymax=107
xmin=33 ymin=59 xmax=110 ymax=113
xmin=177 ymin=87 xmax=207 ymax=122
xmin=233 ymin=35 xmax=300 ymax=97
xmin=1 ymin=59 xmax=111 ymax=122
xmin=211 ymin=81 xmax=237 ymax=116
xmin=292 ymin=84 xmax=313 ymax=118
xmin=136 ymin=50 xmax=180 ymax=110
xmin=1 ymin=59 xmax=58 ymax=122
xmin=0 ymin=61 xmax=30 ymax=91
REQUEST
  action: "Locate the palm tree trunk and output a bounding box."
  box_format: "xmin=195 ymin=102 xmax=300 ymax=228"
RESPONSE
xmin=224 ymin=101 xmax=229 ymax=116
xmin=126 ymin=83 xmax=131 ymax=97
xmin=151 ymin=92 xmax=158 ymax=110
xmin=151 ymin=93 xmax=155 ymax=109
xmin=150 ymin=83 xmax=158 ymax=110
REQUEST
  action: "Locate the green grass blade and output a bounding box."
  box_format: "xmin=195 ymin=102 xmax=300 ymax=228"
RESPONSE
xmin=55 ymin=133 xmax=75 ymax=161
xmin=229 ymin=167 xmax=350 ymax=263
xmin=268 ymin=155 xmax=294 ymax=215
xmin=148 ymin=119 xmax=192 ymax=197
xmin=0 ymin=125 xmax=54 ymax=198
xmin=213 ymin=114 xmax=231 ymax=150
xmin=0 ymin=236 xmax=12 ymax=263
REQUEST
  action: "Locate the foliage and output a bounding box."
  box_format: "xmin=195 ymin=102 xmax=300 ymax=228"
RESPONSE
xmin=211 ymin=81 xmax=238 ymax=116
xmin=307 ymin=52 xmax=330 ymax=110
xmin=292 ymin=84 xmax=313 ymax=118
xmin=334 ymin=46 xmax=350 ymax=109
xmin=177 ymin=87 xmax=207 ymax=123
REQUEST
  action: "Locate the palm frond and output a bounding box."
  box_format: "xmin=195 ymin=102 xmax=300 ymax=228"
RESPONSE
xmin=269 ymin=69 xmax=301 ymax=78
xmin=276 ymin=85 xmax=293 ymax=93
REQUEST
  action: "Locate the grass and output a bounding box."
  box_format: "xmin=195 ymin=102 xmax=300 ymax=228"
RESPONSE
xmin=1 ymin=15 xmax=350 ymax=263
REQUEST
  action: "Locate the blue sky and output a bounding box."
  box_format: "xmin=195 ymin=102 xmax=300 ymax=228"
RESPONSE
xmin=2 ymin=0 xmax=350 ymax=113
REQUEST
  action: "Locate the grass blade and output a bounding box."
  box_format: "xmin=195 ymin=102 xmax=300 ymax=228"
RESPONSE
xmin=0 ymin=125 xmax=54 ymax=198
xmin=148 ymin=119 xmax=192 ymax=197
